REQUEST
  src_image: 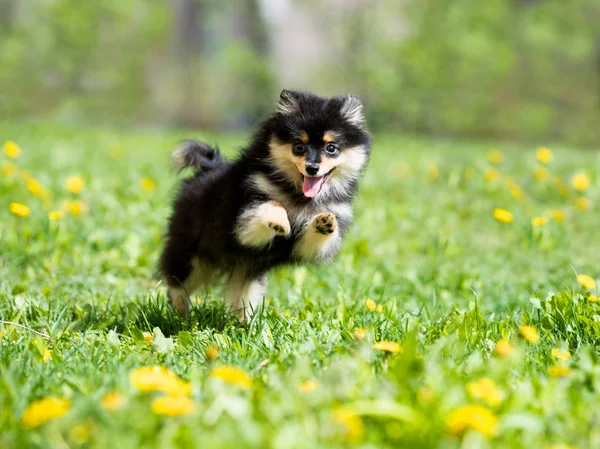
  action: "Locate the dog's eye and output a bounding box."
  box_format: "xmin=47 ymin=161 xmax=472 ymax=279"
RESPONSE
xmin=325 ymin=143 xmax=338 ymax=155
xmin=293 ymin=142 xmax=306 ymax=153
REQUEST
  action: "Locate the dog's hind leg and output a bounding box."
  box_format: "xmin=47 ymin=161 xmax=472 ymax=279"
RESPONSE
xmin=160 ymin=246 xmax=213 ymax=315
xmin=292 ymin=212 xmax=342 ymax=261
xmin=224 ymin=271 xmax=267 ymax=321
xmin=234 ymin=201 xmax=290 ymax=248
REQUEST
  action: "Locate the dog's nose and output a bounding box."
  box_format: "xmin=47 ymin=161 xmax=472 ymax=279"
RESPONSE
xmin=305 ymin=164 xmax=319 ymax=176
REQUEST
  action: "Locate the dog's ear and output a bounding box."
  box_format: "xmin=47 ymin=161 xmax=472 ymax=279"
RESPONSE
xmin=340 ymin=94 xmax=365 ymax=127
xmin=277 ymin=89 xmax=301 ymax=115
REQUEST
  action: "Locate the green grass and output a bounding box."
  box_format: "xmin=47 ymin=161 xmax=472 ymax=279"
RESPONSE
xmin=1 ymin=121 xmax=599 ymax=449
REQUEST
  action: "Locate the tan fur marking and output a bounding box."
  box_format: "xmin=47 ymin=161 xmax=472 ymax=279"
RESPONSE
xmin=323 ymin=132 xmax=335 ymax=143
xmin=268 ymin=138 xmax=303 ymax=185
xmin=292 ymin=155 xmax=306 ymax=171
xmin=299 ymin=131 xmax=309 ymax=144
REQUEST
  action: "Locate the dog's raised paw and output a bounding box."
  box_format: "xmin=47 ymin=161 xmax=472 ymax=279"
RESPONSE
xmin=268 ymin=221 xmax=289 ymax=235
xmin=313 ymin=212 xmax=337 ymax=235
xmin=263 ymin=201 xmax=290 ymax=236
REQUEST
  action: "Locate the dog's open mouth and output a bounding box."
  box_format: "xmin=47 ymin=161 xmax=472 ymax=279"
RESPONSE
xmin=302 ymin=170 xmax=333 ymax=198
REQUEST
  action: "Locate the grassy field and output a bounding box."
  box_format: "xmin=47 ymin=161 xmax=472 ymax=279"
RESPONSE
xmin=1 ymin=121 xmax=599 ymax=449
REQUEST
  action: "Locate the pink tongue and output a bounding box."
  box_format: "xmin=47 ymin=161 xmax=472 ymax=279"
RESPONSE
xmin=302 ymin=176 xmax=325 ymax=198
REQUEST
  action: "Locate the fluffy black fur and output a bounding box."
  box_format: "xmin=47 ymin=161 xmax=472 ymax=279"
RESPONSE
xmin=159 ymin=90 xmax=372 ymax=317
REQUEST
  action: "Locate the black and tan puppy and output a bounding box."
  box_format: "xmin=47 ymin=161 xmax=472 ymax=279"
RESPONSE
xmin=159 ymin=90 xmax=372 ymax=319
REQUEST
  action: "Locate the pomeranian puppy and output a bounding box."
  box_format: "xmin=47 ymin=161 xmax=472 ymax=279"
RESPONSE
xmin=159 ymin=90 xmax=372 ymax=319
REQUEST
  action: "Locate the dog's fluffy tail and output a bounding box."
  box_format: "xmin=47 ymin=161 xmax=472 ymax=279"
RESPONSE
xmin=171 ymin=140 xmax=223 ymax=174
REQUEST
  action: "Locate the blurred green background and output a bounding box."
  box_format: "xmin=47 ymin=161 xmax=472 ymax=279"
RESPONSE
xmin=1 ymin=0 xmax=599 ymax=144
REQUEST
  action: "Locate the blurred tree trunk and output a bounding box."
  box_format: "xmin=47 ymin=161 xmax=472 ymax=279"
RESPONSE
xmin=172 ymin=0 xmax=206 ymax=127
xmin=0 ymin=0 xmax=16 ymax=30
xmin=226 ymin=0 xmax=270 ymax=126
xmin=171 ymin=0 xmax=270 ymax=128
xmin=229 ymin=0 xmax=268 ymax=56
xmin=597 ymin=41 xmax=600 ymax=110
xmin=173 ymin=0 xmax=204 ymax=63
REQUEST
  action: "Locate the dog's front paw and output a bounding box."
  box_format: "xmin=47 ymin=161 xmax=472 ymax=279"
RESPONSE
xmin=264 ymin=202 xmax=291 ymax=236
xmin=268 ymin=221 xmax=289 ymax=235
xmin=313 ymin=212 xmax=337 ymax=235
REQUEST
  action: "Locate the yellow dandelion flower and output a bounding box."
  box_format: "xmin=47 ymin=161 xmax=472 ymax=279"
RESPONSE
xmin=536 ymin=147 xmax=554 ymax=164
xmin=27 ymin=179 xmax=42 ymax=195
xmin=493 ymin=208 xmax=513 ymax=223
xmin=576 ymin=274 xmax=596 ymax=289
xmin=365 ymin=298 xmax=377 ymax=311
xmin=484 ymin=167 xmax=500 ymax=182
xmin=205 ymin=345 xmax=219 ymax=361
xmin=354 ymin=327 xmax=367 ymax=340
xmin=27 ymin=179 xmax=51 ymax=201
xmin=551 ymin=348 xmax=570 ymax=361
xmin=140 ymin=177 xmax=157 ymax=192
xmin=21 ymin=397 xmax=71 ymax=428
xmin=333 ymin=407 xmax=364 ymax=444
xmin=151 ymin=395 xmax=195 ymax=416
xmin=549 ymin=210 xmax=565 ymax=223
xmin=298 ymin=379 xmax=319 ymax=393
xmin=9 ymin=202 xmax=30 ymax=217
xmin=1 ymin=161 xmax=17 ymax=177
xmin=588 ymin=294 xmax=598 ymax=303
xmin=143 ymin=332 xmax=153 ymax=344
xmin=129 ymin=366 xmax=191 ymax=396
xmin=510 ymin=185 xmax=523 ymax=200
xmin=43 ymin=348 xmax=52 ymax=362
xmin=495 ymin=338 xmax=514 ymax=356
xmin=446 ymin=404 xmax=497 ymax=438
xmin=549 ymin=366 xmax=572 ymax=378
xmin=65 ymin=176 xmax=85 ymax=194
xmin=488 ymin=150 xmax=504 ymax=165
xmin=520 ymin=325 xmax=540 ymax=343
xmin=377 ymin=304 xmax=384 ymax=313
xmin=533 ymin=166 xmax=549 ymax=181
xmin=63 ymin=200 xmax=87 ymax=217
xmin=48 ymin=210 xmax=64 ymax=221
xmin=466 ymin=378 xmax=503 ymax=407
xmin=571 ymin=173 xmax=590 ymax=192
xmin=210 ymin=366 xmax=252 ymax=389
xmin=101 ymin=392 xmax=126 ymax=411
xmin=531 ymin=216 xmax=547 ymax=227
xmin=427 ymin=164 xmax=439 ymax=181
xmin=575 ymin=197 xmax=591 ymax=210
xmin=3 ymin=140 xmax=21 ymax=159
xmin=372 ymin=341 xmax=402 ymax=353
